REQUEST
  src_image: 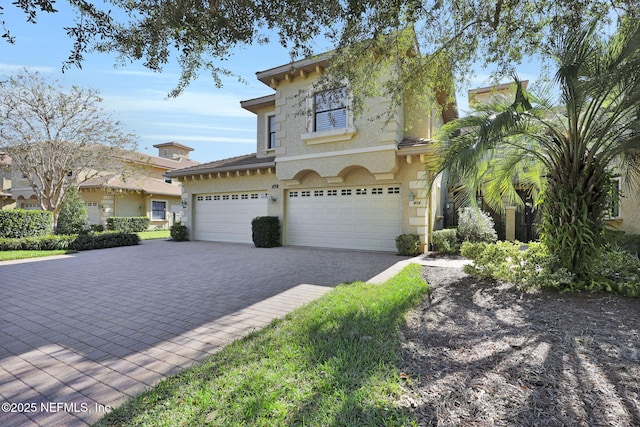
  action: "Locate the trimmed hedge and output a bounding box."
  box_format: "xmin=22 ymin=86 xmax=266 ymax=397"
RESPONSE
xmin=252 ymin=216 xmax=280 ymax=248
xmin=0 ymin=232 xmax=140 ymax=251
xmin=71 ymin=232 xmax=140 ymax=250
xmin=0 ymin=235 xmax=75 ymax=251
xmin=107 ymin=217 xmax=150 ymax=233
xmin=0 ymin=210 xmax=52 ymax=238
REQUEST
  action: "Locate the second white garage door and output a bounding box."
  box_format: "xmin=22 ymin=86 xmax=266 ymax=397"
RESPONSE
xmin=286 ymin=186 xmax=402 ymax=251
xmin=194 ymin=192 xmax=268 ymax=243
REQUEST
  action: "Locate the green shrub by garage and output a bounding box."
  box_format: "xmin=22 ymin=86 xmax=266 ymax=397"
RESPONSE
xmin=0 ymin=209 xmax=52 ymax=238
xmin=107 ymin=217 xmax=150 ymax=233
xmin=396 ymin=234 xmax=422 ymax=256
xmin=170 ymin=222 xmax=189 ymax=241
xmin=252 ymin=216 xmax=281 ymax=248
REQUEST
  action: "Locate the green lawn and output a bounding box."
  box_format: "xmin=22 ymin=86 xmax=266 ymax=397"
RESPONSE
xmin=95 ymin=264 xmax=428 ymax=427
xmin=137 ymin=230 xmax=171 ymax=240
xmin=0 ymin=250 xmax=74 ymax=262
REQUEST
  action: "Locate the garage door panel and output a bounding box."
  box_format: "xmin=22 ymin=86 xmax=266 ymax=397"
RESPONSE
xmin=286 ymin=186 xmax=401 ymax=251
xmin=194 ymin=192 xmax=267 ymax=243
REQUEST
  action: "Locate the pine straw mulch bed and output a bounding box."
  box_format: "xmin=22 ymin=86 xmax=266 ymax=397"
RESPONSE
xmin=397 ymin=266 xmax=640 ymax=426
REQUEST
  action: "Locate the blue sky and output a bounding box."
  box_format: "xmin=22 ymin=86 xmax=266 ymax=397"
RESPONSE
xmin=1 ymin=5 xmax=543 ymax=164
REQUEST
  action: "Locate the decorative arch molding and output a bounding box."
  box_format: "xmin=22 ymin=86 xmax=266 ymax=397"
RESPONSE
xmin=285 ymin=169 xmax=328 ymax=187
xmin=336 ymin=165 xmax=395 ymax=184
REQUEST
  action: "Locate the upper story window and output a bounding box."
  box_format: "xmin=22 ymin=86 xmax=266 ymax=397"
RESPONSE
xmin=314 ymin=87 xmax=347 ymax=132
xmin=267 ymin=115 xmax=276 ymax=149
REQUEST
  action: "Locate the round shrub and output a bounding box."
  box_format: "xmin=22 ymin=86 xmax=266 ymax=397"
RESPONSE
xmin=396 ymin=234 xmax=422 ymax=256
xmin=170 ymin=222 xmax=189 ymax=241
xmin=457 ymin=207 xmax=498 ymax=243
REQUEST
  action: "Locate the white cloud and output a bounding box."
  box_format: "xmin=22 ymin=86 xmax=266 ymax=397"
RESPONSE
xmin=99 ymin=68 xmax=180 ymax=79
xmin=0 ymin=63 xmax=55 ymax=74
xmin=143 ymin=135 xmax=255 ymax=144
xmin=103 ymin=89 xmax=254 ymax=118
xmin=149 ymin=122 xmax=253 ymax=132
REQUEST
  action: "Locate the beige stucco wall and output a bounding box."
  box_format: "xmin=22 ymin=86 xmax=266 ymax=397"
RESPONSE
xmin=178 ymin=172 xmax=281 ymax=240
xmin=607 ymin=185 xmax=640 ymax=235
xmin=178 ymin=159 xmax=438 ymax=251
xmin=267 ymin=70 xmax=401 ymax=172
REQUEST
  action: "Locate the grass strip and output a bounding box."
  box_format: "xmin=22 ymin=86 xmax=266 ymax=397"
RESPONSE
xmin=137 ymin=230 xmax=171 ymax=240
xmin=0 ymin=249 xmax=73 ymax=261
xmin=95 ymin=264 xmax=428 ymax=427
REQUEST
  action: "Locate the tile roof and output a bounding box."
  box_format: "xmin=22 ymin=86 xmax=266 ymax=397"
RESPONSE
xmin=165 ymin=153 xmax=276 ymax=177
xmin=121 ymin=152 xmax=199 ymax=171
xmin=80 ymin=174 xmax=181 ymax=197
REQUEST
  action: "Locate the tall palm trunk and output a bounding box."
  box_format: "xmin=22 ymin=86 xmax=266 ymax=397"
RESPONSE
xmin=540 ymin=157 xmax=611 ymax=277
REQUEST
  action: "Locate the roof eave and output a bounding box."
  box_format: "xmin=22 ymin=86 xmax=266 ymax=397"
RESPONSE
xmin=256 ymin=55 xmax=331 ymax=87
xmin=166 ymin=161 xmax=276 ymax=178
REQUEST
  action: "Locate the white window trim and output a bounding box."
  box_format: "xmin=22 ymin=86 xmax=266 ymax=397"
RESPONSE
xmin=606 ymin=178 xmax=622 ymax=219
xmin=266 ymin=114 xmax=277 ymax=151
xmin=151 ymin=199 xmax=168 ymax=221
xmin=302 ymin=83 xmax=356 ymax=145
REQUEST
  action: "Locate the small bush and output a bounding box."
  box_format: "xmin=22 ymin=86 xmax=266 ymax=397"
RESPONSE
xmin=603 ymin=230 xmax=640 ymax=256
xmin=170 ymin=222 xmax=189 ymax=241
xmin=457 ymin=207 xmax=498 ymax=243
xmin=586 ymin=249 xmax=640 ymax=297
xmin=251 ymin=216 xmax=280 ymax=248
xmin=90 ymin=224 xmax=105 ymax=232
xmin=0 ymin=209 xmax=52 ymax=238
xmin=473 ymin=240 xmax=627 ymax=297
xmin=55 ymin=187 xmax=88 ymax=235
xmin=432 ymin=228 xmax=460 ymax=254
xmin=396 ymin=234 xmax=422 ymax=256
xmin=107 ymin=217 xmax=150 ymax=233
xmin=461 ymin=241 xmax=520 ymax=281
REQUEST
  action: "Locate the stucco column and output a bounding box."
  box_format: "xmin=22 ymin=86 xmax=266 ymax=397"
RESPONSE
xmin=505 ymin=206 xmax=516 ymax=241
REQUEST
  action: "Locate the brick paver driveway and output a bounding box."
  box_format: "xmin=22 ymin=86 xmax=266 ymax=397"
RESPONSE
xmin=0 ymin=240 xmax=405 ymax=426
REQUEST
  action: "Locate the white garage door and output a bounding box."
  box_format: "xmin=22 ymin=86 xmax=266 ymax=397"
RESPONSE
xmin=194 ymin=192 xmax=268 ymax=243
xmin=286 ymin=186 xmax=402 ymax=251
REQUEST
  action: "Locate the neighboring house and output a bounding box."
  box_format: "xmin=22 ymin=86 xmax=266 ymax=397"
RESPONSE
xmin=605 ymin=165 xmax=640 ymax=236
xmin=0 ymin=152 xmax=15 ymax=209
xmin=446 ymin=81 xmax=640 ymax=241
xmin=166 ymin=54 xmax=457 ymax=252
xmin=9 ymin=141 xmax=198 ymax=229
xmin=443 ymin=81 xmax=539 ymax=242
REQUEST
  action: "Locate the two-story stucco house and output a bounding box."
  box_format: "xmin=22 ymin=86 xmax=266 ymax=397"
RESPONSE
xmin=10 ymin=141 xmax=198 ymax=229
xmin=166 ymin=55 xmax=457 ymax=252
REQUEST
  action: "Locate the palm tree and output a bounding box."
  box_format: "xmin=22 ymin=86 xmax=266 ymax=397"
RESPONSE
xmin=435 ymin=20 xmax=640 ymax=281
